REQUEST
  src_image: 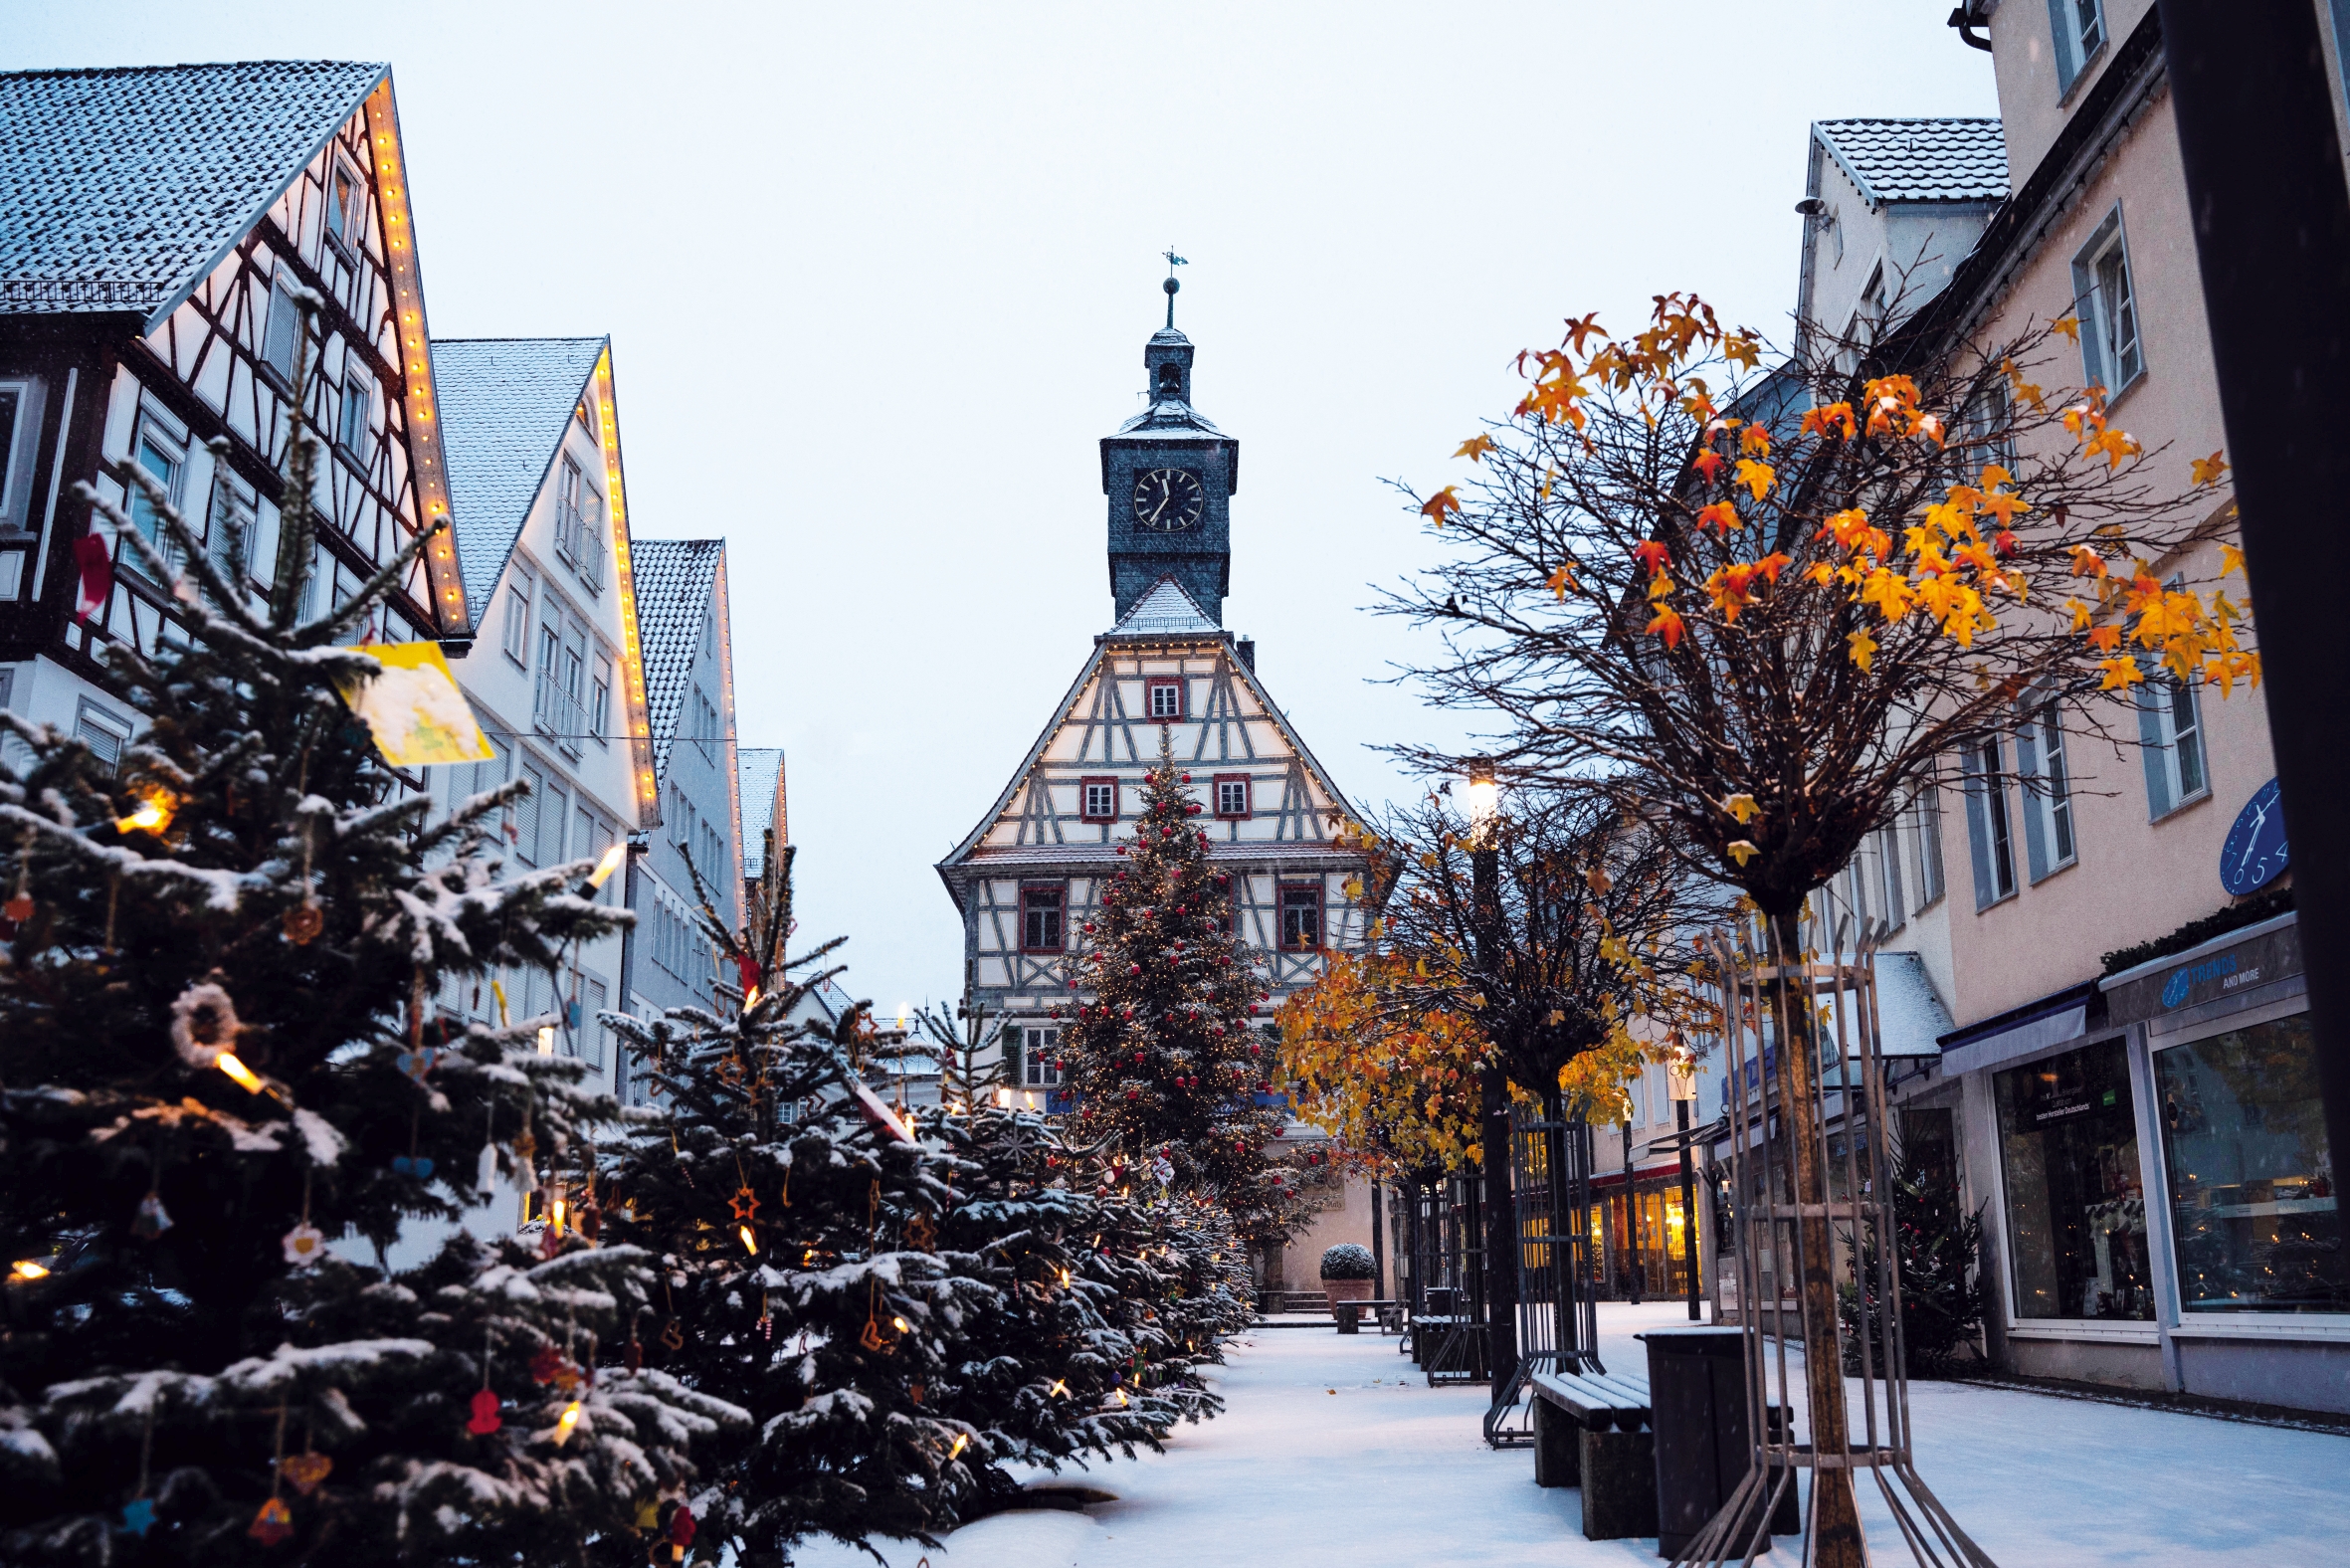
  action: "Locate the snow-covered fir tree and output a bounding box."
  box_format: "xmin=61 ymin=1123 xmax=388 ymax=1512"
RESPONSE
xmin=1052 ymin=740 xmax=1284 ymax=1210
xmin=601 ymin=847 xmax=985 ymax=1564
xmin=0 ymin=296 xmax=740 ymax=1567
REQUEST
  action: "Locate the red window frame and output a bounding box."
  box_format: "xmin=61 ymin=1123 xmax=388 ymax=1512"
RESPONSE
xmin=1146 ymin=677 xmax=1186 ymax=721
xmin=1279 ymin=881 xmax=1323 ymax=951
xmin=1019 ymin=882 xmax=1067 ymax=953
xmin=1078 ymin=774 xmax=1119 ymax=823
xmin=1213 ymin=772 xmax=1252 ymax=820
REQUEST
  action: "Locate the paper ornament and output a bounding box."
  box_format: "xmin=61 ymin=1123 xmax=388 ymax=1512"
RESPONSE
xmin=72 ymin=533 xmax=111 ymax=624
xmin=248 ymin=1496 xmax=293 ymax=1546
xmin=661 ymin=1318 xmax=685 ymax=1352
xmin=131 ymin=1194 xmax=172 ymax=1239
xmin=281 ymin=1452 xmax=332 ymax=1496
xmin=168 ymin=982 xmax=241 ymax=1071
xmin=394 ymin=1047 xmax=438 ymax=1081
xmin=467 ymin=1388 xmax=502 ymax=1435
xmin=329 ymin=642 xmax=494 ymax=768
xmin=120 ymin=1498 xmax=156 ymax=1536
xmin=283 ymin=1223 xmax=326 ymax=1267
xmin=4 ymin=891 xmax=32 ymax=923
xmin=390 ymin=1154 xmax=434 ymax=1180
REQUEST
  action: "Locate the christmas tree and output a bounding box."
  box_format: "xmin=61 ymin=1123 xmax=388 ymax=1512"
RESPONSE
xmin=601 ymin=845 xmax=984 ymax=1564
xmin=909 ymin=1005 xmax=1194 ymax=1507
xmin=1053 ymin=739 xmax=1283 ymax=1210
xmin=1839 ymin=1150 xmax=1988 ymax=1379
xmin=0 ymin=292 xmax=739 ymax=1566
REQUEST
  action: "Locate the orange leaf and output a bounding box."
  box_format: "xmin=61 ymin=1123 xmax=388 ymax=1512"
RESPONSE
xmin=1692 ymin=449 xmax=1725 ymax=485
xmin=1734 ymin=459 xmax=1775 ymax=501
xmin=2067 ymin=544 xmax=2108 ymax=579
xmin=1695 ymin=500 xmax=1741 ymax=536
xmin=2097 ymin=655 xmax=2144 ymax=689
xmin=1645 ymin=606 xmax=1685 ymax=648
xmin=1454 ymin=434 xmax=1496 ymax=464
xmin=2220 ymin=543 xmax=2246 ymax=577
xmin=2051 ymin=314 xmax=2081 ymax=343
xmin=1739 ymin=423 xmax=1772 ymax=456
xmin=2191 ymin=451 xmax=2229 ymax=487
xmin=1632 ymin=538 xmax=1671 ymax=577
xmin=2086 ymin=624 xmax=2122 ymax=653
xmin=1421 ymin=487 xmax=1462 ymax=525
xmin=1546 ymin=564 xmax=1576 ymax=599
xmin=1846 ymin=628 xmax=1877 ymax=671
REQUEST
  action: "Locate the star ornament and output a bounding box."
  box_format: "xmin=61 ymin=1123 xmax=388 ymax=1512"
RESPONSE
xmin=729 ymin=1186 xmax=761 ymax=1224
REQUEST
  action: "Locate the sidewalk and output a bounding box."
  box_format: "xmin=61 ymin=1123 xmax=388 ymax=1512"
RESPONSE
xmin=791 ymin=1302 xmax=2350 ymax=1567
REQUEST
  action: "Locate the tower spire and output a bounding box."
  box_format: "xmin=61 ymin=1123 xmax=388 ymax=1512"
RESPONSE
xmin=1162 ymin=247 xmax=1187 ymax=328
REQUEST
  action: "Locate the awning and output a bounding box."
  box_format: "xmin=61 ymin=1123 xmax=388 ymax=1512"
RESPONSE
xmin=1935 ymin=978 xmax=2105 ymax=1078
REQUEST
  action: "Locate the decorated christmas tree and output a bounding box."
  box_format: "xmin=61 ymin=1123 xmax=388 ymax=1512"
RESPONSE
xmin=601 ymin=846 xmax=985 ymax=1564
xmin=0 ymin=294 xmax=739 ymax=1566
xmin=908 ymin=1005 xmax=1190 ymax=1505
xmin=1053 ymin=740 xmax=1284 ymax=1211
xmin=1839 ymin=1150 xmax=1988 ymax=1379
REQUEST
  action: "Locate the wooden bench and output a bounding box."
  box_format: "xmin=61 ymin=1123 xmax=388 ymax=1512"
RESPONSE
xmin=1530 ymin=1369 xmax=1658 ymax=1541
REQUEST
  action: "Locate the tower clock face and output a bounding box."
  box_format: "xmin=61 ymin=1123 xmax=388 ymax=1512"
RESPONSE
xmin=1131 ymin=468 xmax=1205 ymax=531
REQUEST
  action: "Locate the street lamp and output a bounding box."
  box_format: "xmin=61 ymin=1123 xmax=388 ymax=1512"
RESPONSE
xmin=1668 ymin=1047 xmax=1701 ymax=1321
xmin=1463 ymin=759 xmax=1498 ymax=848
xmin=1464 ymin=758 xmax=1517 ymax=1394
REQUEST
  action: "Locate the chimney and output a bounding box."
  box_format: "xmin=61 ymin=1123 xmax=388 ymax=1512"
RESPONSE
xmin=1236 ymin=637 xmax=1256 ymax=673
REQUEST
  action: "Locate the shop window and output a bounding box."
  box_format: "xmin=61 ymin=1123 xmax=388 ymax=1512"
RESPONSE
xmin=2156 ymin=1013 xmax=2346 ymax=1314
xmin=1994 ymin=1038 xmax=2155 ymax=1321
xmin=1022 ymin=1025 xmax=1062 ymax=1087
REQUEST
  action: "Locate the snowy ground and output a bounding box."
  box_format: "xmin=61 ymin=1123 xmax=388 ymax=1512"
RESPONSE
xmin=791 ymin=1302 xmax=2350 ymax=1567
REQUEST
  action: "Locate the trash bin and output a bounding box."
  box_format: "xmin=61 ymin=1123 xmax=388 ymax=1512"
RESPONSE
xmin=1640 ymin=1327 xmax=1799 ymax=1558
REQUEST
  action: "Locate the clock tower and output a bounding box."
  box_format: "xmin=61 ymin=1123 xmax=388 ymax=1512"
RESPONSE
xmin=1101 ymin=277 xmax=1238 ymax=624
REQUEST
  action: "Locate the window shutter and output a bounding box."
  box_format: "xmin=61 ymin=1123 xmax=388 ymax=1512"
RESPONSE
xmin=2014 ymin=720 xmax=2050 ymax=883
xmin=1959 ymin=745 xmax=1998 ymax=911
xmin=2135 ymin=676 xmax=2173 ymax=819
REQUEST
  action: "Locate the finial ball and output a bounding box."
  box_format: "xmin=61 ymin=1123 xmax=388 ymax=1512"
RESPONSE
xmin=1163 ymin=277 xmax=1180 ymax=296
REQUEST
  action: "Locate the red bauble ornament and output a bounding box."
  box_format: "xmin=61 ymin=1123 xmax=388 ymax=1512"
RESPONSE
xmin=1126 ymin=1088 xmax=1139 ymax=1099
xmin=1182 ymin=773 xmax=1192 ymax=782
xmin=671 ymin=1505 xmax=697 ymax=1550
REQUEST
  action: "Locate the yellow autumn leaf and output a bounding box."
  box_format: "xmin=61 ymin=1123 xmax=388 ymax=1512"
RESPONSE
xmin=1726 ymin=840 xmax=1760 ymax=867
xmin=2051 ymin=314 xmax=2080 ymax=343
xmin=2220 ymin=543 xmax=2246 ymax=577
xmin=1723 ymin=793 xmax=1759 ymax=825
xmin=2191 ymin=451 xmax=2229 ymax=487
xmin=1847 ymin=627 xmax=1877 ymax=671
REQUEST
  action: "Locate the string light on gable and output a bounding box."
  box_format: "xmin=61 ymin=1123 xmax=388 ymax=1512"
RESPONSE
xmin=362 ymin=79 xmax=468 ymax=639
xmin=590 ymin=349 xmax=662 ymax=825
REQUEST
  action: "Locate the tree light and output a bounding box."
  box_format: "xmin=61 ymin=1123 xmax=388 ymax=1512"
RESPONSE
xmin=215 ymin=1053 xmax=265 ymax=1093
xmin=552 ymin=1401 xmax=582 ymax=1446
xmin=587 ymin=842 xmax=627 ymax=888
xmin=537 ymin=1027 xmax=555 ymax=1056
xmin=115 ymin=789 xmax=176 ymax=836
xmin=11 ymin=1261 xmax=50 ymax=1281
xmin=891 ymin=1315 xmax=911 ymax=1333
xmin=995 ymin=1086 xmax=1012 ymax=1107
xmin=739 ymin=1226 xmax=758 ymax=1254
xmin=949 ymin=1433 xmax=968 ymax=1459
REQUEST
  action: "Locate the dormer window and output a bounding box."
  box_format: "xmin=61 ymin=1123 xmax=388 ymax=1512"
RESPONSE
xmin=1147 ymin=678 xmax=1185 ymax=720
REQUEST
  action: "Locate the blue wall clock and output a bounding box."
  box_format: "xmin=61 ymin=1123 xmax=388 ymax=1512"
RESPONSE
xmin=2219 ymin=778 xmax=2288 ymax=896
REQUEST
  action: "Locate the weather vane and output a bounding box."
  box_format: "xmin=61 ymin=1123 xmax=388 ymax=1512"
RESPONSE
xmin=1162 ymin=247 xmax=1187 ymax=328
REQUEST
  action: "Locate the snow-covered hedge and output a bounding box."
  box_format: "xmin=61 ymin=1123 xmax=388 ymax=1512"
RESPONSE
xmin=1319 ymin=1243 xmax=1376 ymax=1280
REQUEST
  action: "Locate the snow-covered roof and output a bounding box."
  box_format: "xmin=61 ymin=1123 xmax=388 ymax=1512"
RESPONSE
xmin=738 ymin=746 xmax=784 ymax=878
xmin=432 ymin=337 xmax=606 ymax=627
xmin=632 ymin=538 xmax=723 ymax=779
xmin=1115 ymin=398 xmax=1225 ymax=438
xmin=1108 ymin=575 xmax=1219 ymax=637
xmin=1814 ymin=118 xmax=2008 ymax=207
xmin=0 ymin=60 xmax=386 ymax=322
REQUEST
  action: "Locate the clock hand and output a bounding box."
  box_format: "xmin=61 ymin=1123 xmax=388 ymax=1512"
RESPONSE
xmin=1150 ymin=490 xmax=1170 ymax=523
xmin=2234 ymin=801 xmax=2269 ymax=875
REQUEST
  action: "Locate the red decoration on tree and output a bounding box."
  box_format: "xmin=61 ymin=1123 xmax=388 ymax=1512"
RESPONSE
xmin=528 ymin=1345 xmax=565 ymax=1385
xmin=468 ymin=1388 xmax=503 ymax=1434
xmin=249 ymin=1496 xmax=293 ymax=1546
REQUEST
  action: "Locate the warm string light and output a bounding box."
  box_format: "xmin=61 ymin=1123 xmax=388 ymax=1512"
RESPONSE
xmin=10 ymin=1261 xmax=50 ymax=1281
xmin=216 ymin=1054 xmax=265 ymax=1093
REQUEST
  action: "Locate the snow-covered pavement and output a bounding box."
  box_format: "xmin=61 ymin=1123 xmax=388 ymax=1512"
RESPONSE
xmin=794 ymin=1302 xmax=2350 ymax=1567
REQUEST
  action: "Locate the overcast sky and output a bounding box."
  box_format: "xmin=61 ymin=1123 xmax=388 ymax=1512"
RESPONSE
xmin=10 ymin=3 xmax=1997 ymax=1017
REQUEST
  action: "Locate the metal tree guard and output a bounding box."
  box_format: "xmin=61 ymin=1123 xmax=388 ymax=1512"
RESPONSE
xmin=1484 ymin=1093 xmax=1599 ymax=1445
xmin=1676 ymin=902 xmax=1995 ymax=1568
xmin=1407 ymin=1168 xmax=1490 ymax=1385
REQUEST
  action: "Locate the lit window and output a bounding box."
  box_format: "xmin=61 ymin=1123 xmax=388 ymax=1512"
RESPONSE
xmin=1216 ymin=775 xmax=1251 ymax=819
xmin=1021 ymin=884 xmax=1065 ymax=952
xmin=1079 ymin=777 xmax=1117 ymax=823
xmin=2071 ymin=205 xmax=2144 ymax=395
xmin=1147 ymin=678 xmax=1184 ymax=720
xmin=1279 ymin=882 xmax=1322 ymax=951
xmin=1024 ymin=1026 xmax=1062 ymax=1086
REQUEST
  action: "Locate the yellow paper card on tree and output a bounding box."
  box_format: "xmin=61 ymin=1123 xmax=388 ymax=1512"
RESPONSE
xmin=333 ymin=642 xmax=495 ymax=767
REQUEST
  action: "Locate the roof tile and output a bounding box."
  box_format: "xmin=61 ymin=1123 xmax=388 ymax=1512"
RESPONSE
xmin=1815 ymin=118 xmax=2008 ymax=206
xmin=632 ymin=539 xmax=723 ymax=779
xmin=431 ymin=337 xmax=606 ymax=626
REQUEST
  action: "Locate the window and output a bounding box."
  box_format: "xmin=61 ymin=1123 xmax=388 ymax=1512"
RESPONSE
xmin=533 ymin=622 xmax=562 ymax=732
xmin=2156 ymin=1013 xmax=2346 ymax=1315
xmin=1021 ymin=884 xmax=1065 ymax=953
xmin=1022 ymin=1025 xmax=1062 ymax=1087
xmin=207 ymin=475 xmax=257 ymax=583
xmin=2071 ymin=206 xmax=2143 ymax=395
xmin=1959 ymin=737 xmax=2017 ymax=908
xmin=2048 ymin=0 xmax=2107 ymax=94
xmin=1840 ymin=265 xmax=1885 ymax=377
xmin=128 ymin=430 xmax=183 ymax=557
xmin=1994 ymin=1037 xmax=2153 ymax=1321
xmin=554 ymin=459 xmax=586 ymax=565
xmin=501 ymin=567 xmax=535 ymax=666
xmin=74 ymin=699 xmax=130 ymax=772
xmin=2138 ymin=668 xmax=2207 ymax=818
xmin=579 ymin=976 xmax=609 ymax=1070
xmin=2016 ymin=700 xmax=2077 ymax=881
xmin=323 ymin=161 xmax=358 ymax=251
xmin=0 ymin=378 xmax=40 ymax=528
xmin=1079 ymin=776 xmax=1117 ymax=823
xmin=262 ymin=272 xmax=301 ymax=384
xmin=1874 ymin=822 xmax=1906 ymax=932
xmin=337 ymin=369 xmax=370 ymax=457
xmin=591 ymin=655 xmax=613 ymax=747
xmin=1911 ymin=775 xmax=1948 ymax=909
xmin=1215 ymin=774 xmax=1252 ymax=819
xmin=1279 ymin=882 xmax=1322 ymax=951
xmin=576 ymin=486 xmax=603 ymax=591
xmin=514 ymin=759 xmax=545 ymax=867
xmin=1147 ymin=678 xmax=1184 ymax=720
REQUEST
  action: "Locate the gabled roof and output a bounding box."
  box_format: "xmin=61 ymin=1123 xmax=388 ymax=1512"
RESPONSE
xmin=1106 ymin=574 xmax=1218 ymax=637
xmin=0 ymin=60 xmax=386 ymax=324
xmin=1115 ymin=399 xmax=1225 ymax=438
xmin=432 ymin=336 xmax=607 ymax=626
xmin=1813 ymin=118 xmax=2008 ymax=208
xmin=632 ymin=538 xmax=724 ymax=778
xmin=738 ymin=747 xmax=784 ymax=878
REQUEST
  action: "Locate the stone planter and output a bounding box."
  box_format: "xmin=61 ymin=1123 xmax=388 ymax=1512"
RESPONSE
xmin=1322 ymin=1277 xmax=1374 ymax=1316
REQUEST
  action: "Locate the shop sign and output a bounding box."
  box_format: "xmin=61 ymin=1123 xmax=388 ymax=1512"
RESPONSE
xmin=2106 ymin=917 xmax=2301 ymax=1028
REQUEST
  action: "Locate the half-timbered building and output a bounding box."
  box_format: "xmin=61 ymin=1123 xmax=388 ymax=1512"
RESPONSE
xmin=428 ymin=336 xmax=659 ymax=1096
xmin=937 ymin=314 xmax=1373 ymax=1114
xmin=0 ymin=62 xmax=467 ymax=745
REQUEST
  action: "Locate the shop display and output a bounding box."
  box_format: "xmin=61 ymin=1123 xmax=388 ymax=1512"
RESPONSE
xmin=1994 ymin=1038 xmax=2154 ymax=1321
